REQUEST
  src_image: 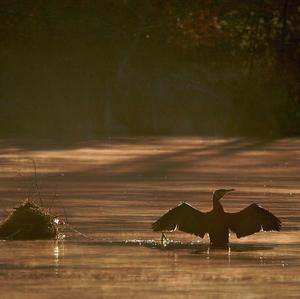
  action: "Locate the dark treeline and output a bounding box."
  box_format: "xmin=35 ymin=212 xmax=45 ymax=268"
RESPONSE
xmin=0 ymin=0 xmax=299 ymax=137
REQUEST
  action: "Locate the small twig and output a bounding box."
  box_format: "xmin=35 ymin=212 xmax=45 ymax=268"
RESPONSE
xmin=15 ymin=159 xmax=32 ymax=201
xmin=30 ymin=159 xmax=43 ymax=206
xmin=57 ymin=197 xmax=69 ymax=224
xmin=65 ymin=223 xmax=95 ymax=240
xmin=48 ymin=178 xmax=68 ymax=224
xmin=6 ymin=229 xmax=22 ymax=240
xmin=49 ymin=190 xmax=69 ymax=226
xmin=12 ymin=158 xmax=95 ymax=241
xmin=50 ymin=192 xmax=95 ymax=240
xmin=49 ymin=183 xmax=58 ymax=211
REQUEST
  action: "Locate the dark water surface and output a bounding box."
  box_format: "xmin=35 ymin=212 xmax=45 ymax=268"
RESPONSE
xmin=0 ymin=137 xmax=299 ymax=298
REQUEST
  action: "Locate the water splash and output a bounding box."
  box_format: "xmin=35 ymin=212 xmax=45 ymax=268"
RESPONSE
xmin=88 ymin=239 xmax=209 ymax=250
xmin=83 ymin=239 xmax=276 ymax=253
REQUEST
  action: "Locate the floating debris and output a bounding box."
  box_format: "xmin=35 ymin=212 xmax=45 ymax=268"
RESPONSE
xmin=0 ymin=200 xmax=64 ymax=240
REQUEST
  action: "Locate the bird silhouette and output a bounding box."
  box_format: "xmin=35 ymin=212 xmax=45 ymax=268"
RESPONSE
xmin=152 ymin=189 xmax=281 ymax=247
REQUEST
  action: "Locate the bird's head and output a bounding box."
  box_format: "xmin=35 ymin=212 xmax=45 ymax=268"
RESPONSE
xmin=213 ymin=188 xmax=235 ymax=201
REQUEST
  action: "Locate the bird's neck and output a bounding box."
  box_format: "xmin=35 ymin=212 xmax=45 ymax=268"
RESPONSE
xmin=213 ymin=199 xmax=224 ymax=212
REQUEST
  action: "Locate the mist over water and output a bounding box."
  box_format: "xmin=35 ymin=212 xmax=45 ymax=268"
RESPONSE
xmin=0 ymin=137 xmax=300 ymax=298
xmin=1 ymin=2 xmax=300 ymax=297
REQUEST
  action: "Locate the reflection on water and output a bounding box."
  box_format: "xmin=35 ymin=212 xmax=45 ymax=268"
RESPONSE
xmin=53 ymin=242 xmax=64 ymax=276
xmin=1 ymin=137 xmax=300 ymax=298
xmin=0 ymin=239 xmax=299 ymax=299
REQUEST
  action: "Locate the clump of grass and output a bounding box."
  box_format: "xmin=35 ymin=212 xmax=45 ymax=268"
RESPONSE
xmin=0 ymin=200 xmax=64 ymax=240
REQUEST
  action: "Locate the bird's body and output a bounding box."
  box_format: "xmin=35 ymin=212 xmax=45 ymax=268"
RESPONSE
xmin=206 ymin=202 xmax=229 ymax=246
xmin=152 ymin=189 xmax=281 ymax=247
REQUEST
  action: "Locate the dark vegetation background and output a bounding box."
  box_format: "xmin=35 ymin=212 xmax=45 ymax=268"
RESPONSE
xmin=0 ymin=0 xmax=299 ymax=138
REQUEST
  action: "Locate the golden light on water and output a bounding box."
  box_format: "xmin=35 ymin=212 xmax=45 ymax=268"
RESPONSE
xmin=0 ymin=137 xmax=300 ymax=298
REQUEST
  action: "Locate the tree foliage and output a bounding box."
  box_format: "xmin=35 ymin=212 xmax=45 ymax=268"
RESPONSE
xmin=0 ymin=0 xmax=299 ymax=137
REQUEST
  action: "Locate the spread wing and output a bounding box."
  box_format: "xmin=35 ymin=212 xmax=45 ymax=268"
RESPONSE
xmin=152 ymin=202 xmax=209 ymax=238
xmin=227 ymin=203 xmax=281 ymax=238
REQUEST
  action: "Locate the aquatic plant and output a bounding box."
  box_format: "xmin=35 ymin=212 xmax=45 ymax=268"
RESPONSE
xmin=0 ymin=200 xmax=63 ymax=240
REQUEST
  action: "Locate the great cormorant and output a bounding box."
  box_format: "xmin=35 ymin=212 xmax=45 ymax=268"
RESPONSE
xmin=152 ymin=189 xmax=281 ymax=247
